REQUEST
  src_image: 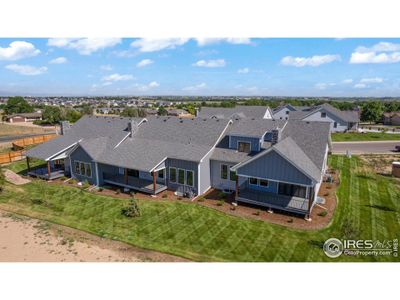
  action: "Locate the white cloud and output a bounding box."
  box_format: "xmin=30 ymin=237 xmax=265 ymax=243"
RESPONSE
xmin=136 ymin=59 xmax=154 ymax=68
xmin=130 ymin=38 xmax=189 ymax=52
xmin=195 ymin=38 xmax=252 ymax=46
xmin=102 ymin=82 xmax=113 ymax=86
xmin=182 ymin=83 xmax=207 ymax=91
xmin=0 ymin=41 xmax=40 ymax=61
xmin=315 ymin=83 xmax=336 ymax=90
xmin=350 ymin=42 xmax=400 ymax=64
xmin=5 ymin=64 xmax=47 ymax=75
xmin=49 ymin=57 xmax=67 ymax=64
xmin=100 ymin=65 xmax=113 ymax=71
xmin=135 ymin=81 xmax=160 ymax=91
xmin=354 ymin=83 xmax=367 ymax=89
xmin=192 ymin=59 xmax=226 ymax=68
xmin=238 ymin=67 xmax=249 ymax=74
xmin=360 ymin=77 xmax=384 ymax=84
xmin=342 ymin=79 xmax=353 ymax=84
xmin=101 ymin=73 xmax=135 ymax=82
xmin=48 ymin=38 xmax=121 ymax=55
xmin=281 ymin=54 xmax=340 ymax=67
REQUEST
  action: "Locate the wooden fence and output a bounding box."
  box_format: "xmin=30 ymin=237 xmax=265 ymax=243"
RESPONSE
xmin=12 ymin=134 xmax=57 ymax=150
xmin=0 ymin=134 xmax=57 ymax=165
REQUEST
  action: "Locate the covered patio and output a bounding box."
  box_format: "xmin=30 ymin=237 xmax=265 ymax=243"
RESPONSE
xmin=236 ymin=187 xmax=310 ymax=214
xmin=103 ymin=172 xmax=167 ymax=194
xmin=26 ymin=157 xmax=65 ymax=180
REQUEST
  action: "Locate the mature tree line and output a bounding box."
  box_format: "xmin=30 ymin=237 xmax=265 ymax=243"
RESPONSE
xmin=120 ymin=107 xmax=147 ymax=118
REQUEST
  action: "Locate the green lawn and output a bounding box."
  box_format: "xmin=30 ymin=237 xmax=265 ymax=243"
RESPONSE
xmin=0 ymin=156 xmax=399 ymax=262
xmin=332 ymin=132 xmax=400 ymax=142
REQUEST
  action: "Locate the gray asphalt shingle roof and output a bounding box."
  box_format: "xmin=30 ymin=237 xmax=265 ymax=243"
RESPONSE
xmin=197 ymin=106 xmax=269 ymax=119
xmin=228 ymin=119 xmax=286 ymax=138
xmin=25 ymin=115 xmax=142 ymax=160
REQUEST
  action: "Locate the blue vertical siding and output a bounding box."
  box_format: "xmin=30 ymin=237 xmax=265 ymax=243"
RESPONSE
xmin=229 ymin=135 xmax=261 ymax=152
xmin=69 ymin=146 xmax=97 ymax=185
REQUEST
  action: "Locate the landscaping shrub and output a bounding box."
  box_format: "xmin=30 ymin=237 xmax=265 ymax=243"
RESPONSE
xmin=115 ymin=188 xmax=121 ymax=195
xmin=287 ymin=218 xmax=294 ymax=223
xmin=98 ymin=187 xmax=104 ymax=192
xmin=324 ymin=192 xmax=330 ymax=197
xmin=68 ymin=178 xmax=77 ymax=185
xmin=31 ymin=198 xmax=44 ymax=205
xmin=130 ymin=191 xmax=135 ymax=198
xmin=217 ymin=199 xmax=224 ymax=206
xmin=197 ymin=196 xmax=204 ymax=202
xmin=121 ymin=199 xmax=141 ymax=218
xmin=162 ymin=193 xmax=168 ymax=198
xmin=177 ymin=196 xmax=183 ymax=200
xmin=82 ymin=180 xmax=90 ymax=189
xmin=318 ymin=210 xmax=328 ymax=217
xmin=217 ymin=192 xmax=226 ymax=200
xmin=254 ymin=210 xmax=261 ymax=216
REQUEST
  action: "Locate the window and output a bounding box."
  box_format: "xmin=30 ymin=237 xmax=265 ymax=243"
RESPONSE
xmin=238 ymin=141 xmax=251 ymax=153
xmin=169 ymin=167 xmax=176 ymax=183
xmin=321 ymin=112 xmax=327 ymax=118
xmin=86 ymin=164 xmax=92 ymax=177
xmin=158 ymin=169 xmax=164 ymax=179
xmin=220 ymin=164 xmax=228 ymax=180
xmin=230 ymin=170 xmax=236 ymax=181
xmin=178 ymin=169 xmax=185 ymax=184
xmin=74 ymin=160 xmax=92 ymax=178
xmin=80 ymin=162 xmax=86 ymax=176
xmin=74 ymin=161 xmax=80 ymax=173
xmin=186 ymin=170 xmax=194 ymax=187
xmin=259 ymin=179 xmax=269 ymax=187
xmin=249 ymin=177 xmax=258 ymax=185
xmin=127 ymin=169 xmax=139 ymax=177
xmin=278 ymin=183 xmax=307 ymax=198
xmin=286 ymin=110 xmax=289 ymax=115
xmin=333 ymin=122 xmax=337 ymax=128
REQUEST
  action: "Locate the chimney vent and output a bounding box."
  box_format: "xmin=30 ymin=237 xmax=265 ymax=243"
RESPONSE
xmin=128 ymin=120 xmax=138 ymax=137
xmin=60 ymin=121 xmax=70 ymax=135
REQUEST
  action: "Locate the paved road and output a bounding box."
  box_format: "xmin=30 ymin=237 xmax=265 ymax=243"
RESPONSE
xmin=332 ymin=141 xmax=400 ymax=154
xmin=0 ymin=133 xmax=55 ymax=143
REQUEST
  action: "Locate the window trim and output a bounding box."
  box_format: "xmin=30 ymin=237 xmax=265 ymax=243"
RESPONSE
xmin=169 ymin=167 xmax=177 ymax=183
xmin=259 ymin=179 xmax=269 ymax=187
xmin=186 ymin=170 xmax=194 ymax=187
xmin=229 ymin=170 xmax=236 ymax=182
xmin=237 ymin=141 xmax=252 ymax=153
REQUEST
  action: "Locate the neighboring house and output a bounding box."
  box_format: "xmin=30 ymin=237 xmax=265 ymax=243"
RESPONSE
xmin=167 ymin=109 xmax=192 ymax=118
xmin=383 ymin=112 xmax=400 ymax=126
xmin=6 ymin=112 xmax=42 ymax=123
xmin=25 ymin=115 xmax=331 ymax=219
xmin=145 ymin=108 xmax=158 ymax=115
xmin=273 ymin=103 xmax=359 ymax=132
xmin=197 ymin=105 xmax=273 ymax=119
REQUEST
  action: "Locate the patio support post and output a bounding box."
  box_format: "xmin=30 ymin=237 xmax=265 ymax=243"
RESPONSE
xmin=235 ymin=175 xmax=239 ymax=199
xmin=124 ymin=168 xmax=128 ymax=185
xmin=26 ymin=157 xmax=30 ymax=172
xmin=47 ymin=161 xmax=51 ymax=180
xmin=306 ymin=187 xmax=314 ymax=221
xmin=152 ymin=171 xmax=157 ymax=195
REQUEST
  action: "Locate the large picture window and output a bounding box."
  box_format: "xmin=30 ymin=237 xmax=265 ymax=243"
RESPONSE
xmin=238 ymin=141 xmax=251 ymax=153
xmin=186 ymin=170 xmax=194 ymax=187
xmin=74 ymin=160 xmax=92 ymax=178
xmin=127 ymin=169 xmax=139 ymax=177
xmin=178 ymin=169 xmax=185 ymax=185
xmin=169 ymin=167 xmax=176 ymax=183
xmin=220 ymin=164 xmax=228 ymax=179
xmin=278 ymin=183 xmax=307 ymax=198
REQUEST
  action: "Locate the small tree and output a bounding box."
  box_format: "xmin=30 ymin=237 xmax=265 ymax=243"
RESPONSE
xmin=4 ymin=96 xmax=34 ymax=115
xmin=158 ymin=106 xmax=167 ymax=116
xmin=361 ymin=101 xmax=383 ymax=123
xmin=121 ymin=198 xmax=141 ymax=217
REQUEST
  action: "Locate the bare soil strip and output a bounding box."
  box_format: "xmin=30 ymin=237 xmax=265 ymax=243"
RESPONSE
xmin=0 ymin=209 xmax=188 ymax=262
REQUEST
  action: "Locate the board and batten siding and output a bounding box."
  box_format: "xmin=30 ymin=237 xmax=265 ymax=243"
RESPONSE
xmin=166 ymin=158 xmax=198 ymax=194
xmin=229 ymin=135 xmax=261 ymax=152
xmin=210 ymin=160 xmax=246 ymax=191
xmin=236 ymin=150 xmax=313 ymax=186
xmin=302 ymin=109 xmax=348 ymax=132
xmin=69 ymin=146 xmax=97 ymax=185
xmin=198 ymin=151 xmax=213 ymax=194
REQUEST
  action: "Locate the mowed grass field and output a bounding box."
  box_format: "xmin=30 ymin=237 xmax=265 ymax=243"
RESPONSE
xmin=1 ymin=155 xmax=399 ymax=262
xmin=332 ymin=132 xmax=400 ymax=142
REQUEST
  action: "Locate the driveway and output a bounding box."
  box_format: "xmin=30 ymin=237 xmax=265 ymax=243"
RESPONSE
xmin=332 ymin=141 xmax=400 ymax=154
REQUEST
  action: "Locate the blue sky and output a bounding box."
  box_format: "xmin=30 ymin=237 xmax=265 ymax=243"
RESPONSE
xmin=0 ymin=38 xmax=399 ymax=97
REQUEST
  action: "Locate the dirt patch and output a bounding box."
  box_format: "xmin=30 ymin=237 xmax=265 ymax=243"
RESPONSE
xmin=3 ymin=169 xmax=31 ymax=185
xmin=359 ymin=154 xmax=400 ymax=176
xmin=0 ymin=209 xmax=188 ymax=262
